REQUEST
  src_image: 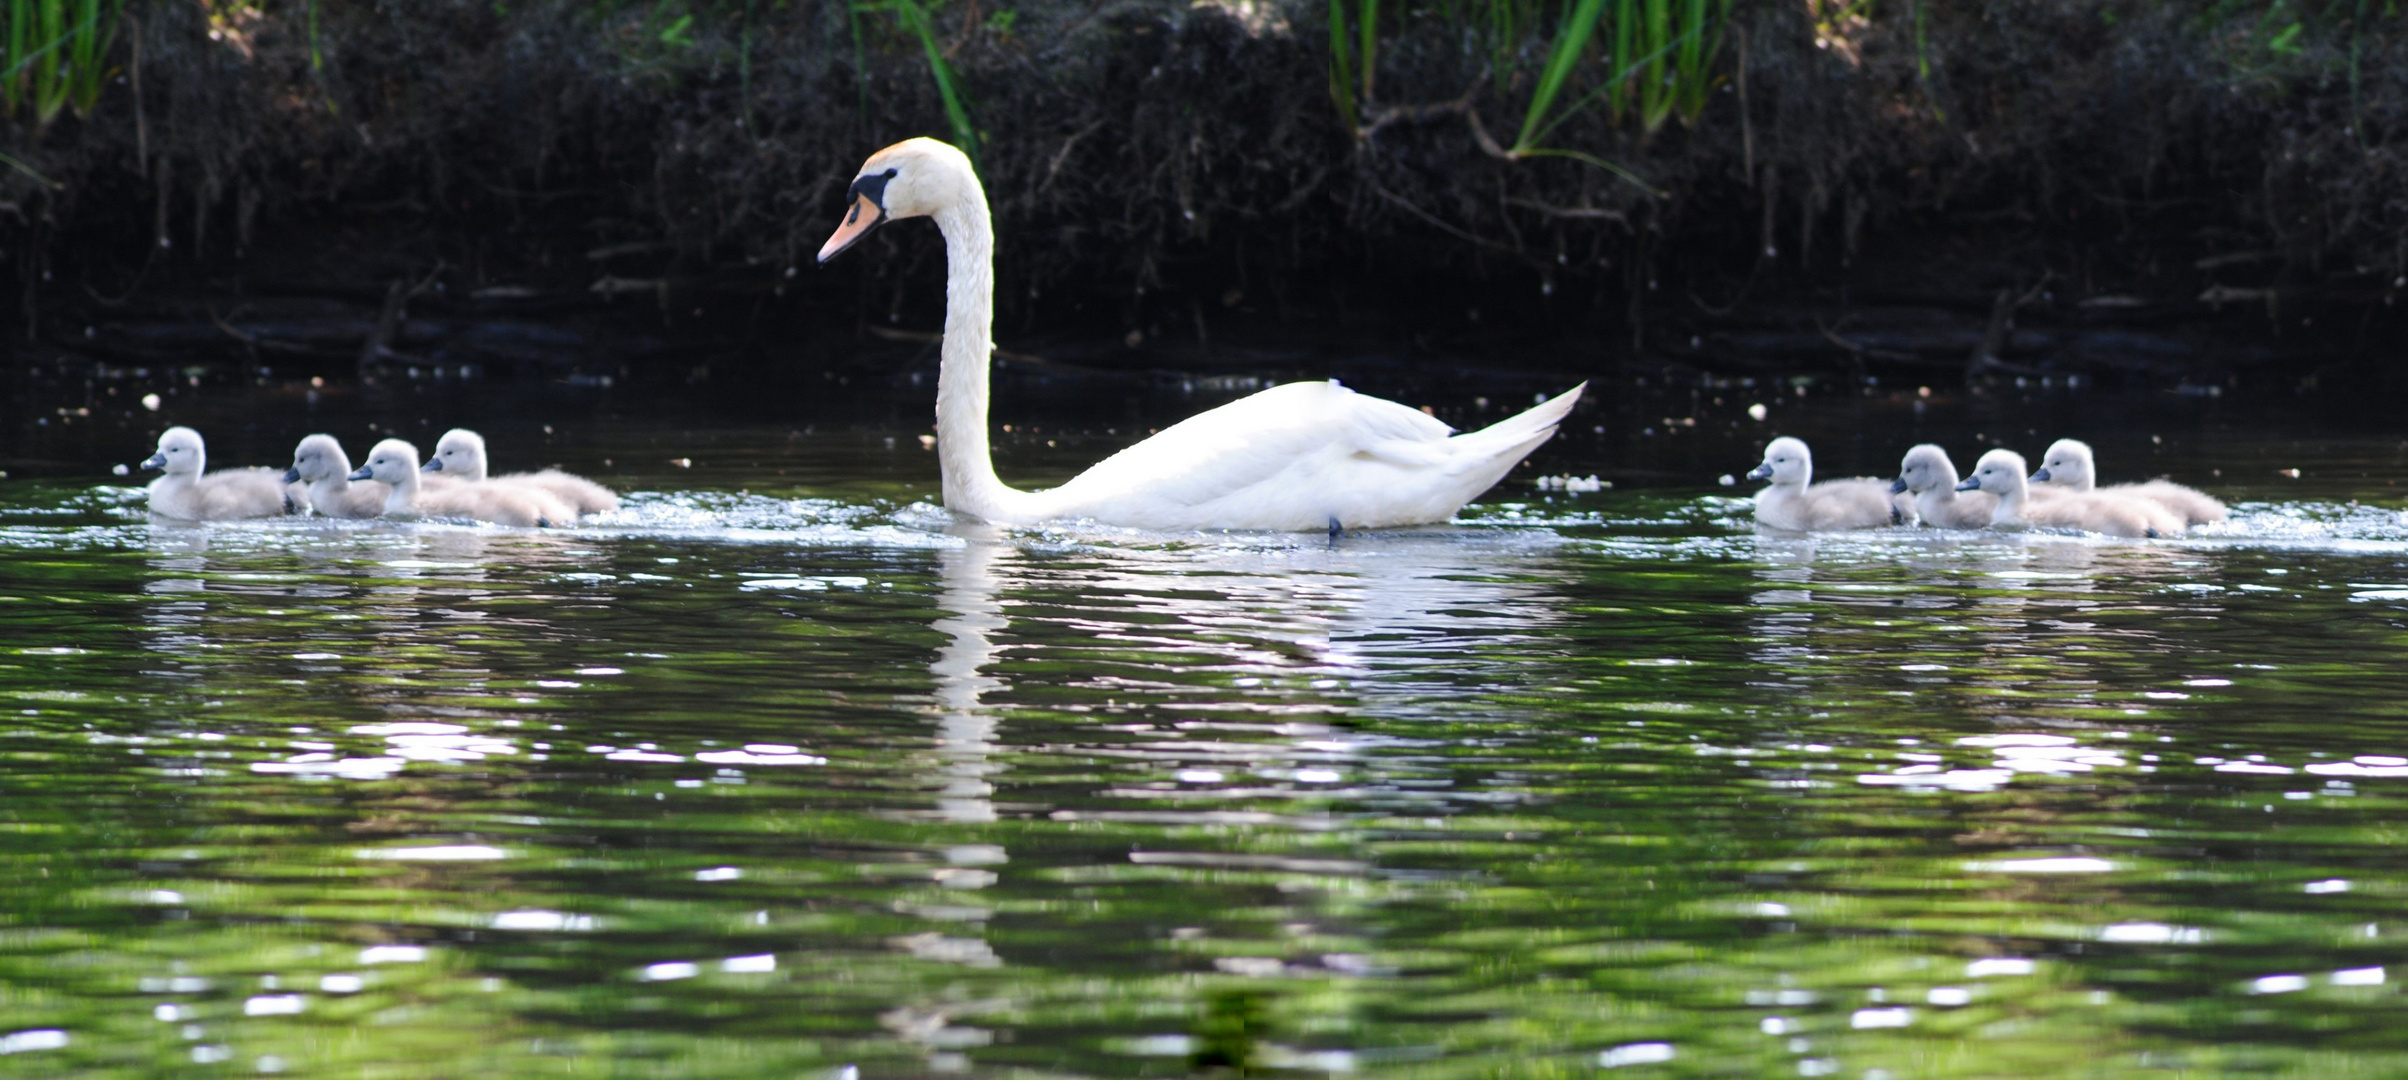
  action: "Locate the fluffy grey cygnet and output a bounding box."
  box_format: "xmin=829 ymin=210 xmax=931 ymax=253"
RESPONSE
xmin=351 ymin=438 xmax=574 ymax=527
xmin=423 ymin=428 xmax=618 ymax=517
xmin=141 ymin=426 xmax=295 ymax=521
xmin=1890 ymin=444 xmax=1998 ymax=529
xmin=284 ymin=434 xmax=391 ymax=518
xmin=1747 ymin=437 xmax=1905 ymax=531
xmin=2031 ymin=438 xmax=2227 ymax=526
xmin=1958 ymin=448 xmax=2182 ymax=538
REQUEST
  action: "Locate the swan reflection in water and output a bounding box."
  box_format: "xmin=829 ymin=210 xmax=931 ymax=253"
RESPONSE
xmin=903 ymin=521 xmax=1575 ymax=1066
xmin=919 ymin=522 xmax=1578 ymax=821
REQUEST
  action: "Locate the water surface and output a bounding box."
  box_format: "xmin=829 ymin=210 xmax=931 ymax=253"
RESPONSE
xmin=5 ymin=380 xmax=2408 ymax=1077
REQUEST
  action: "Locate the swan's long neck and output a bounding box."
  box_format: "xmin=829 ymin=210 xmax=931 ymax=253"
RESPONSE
xmin=931 ymin=185 xmax=1040 ymax=523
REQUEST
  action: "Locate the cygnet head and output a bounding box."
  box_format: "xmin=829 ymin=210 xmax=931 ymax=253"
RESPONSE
xmin=141 ymin=426 xmax=206 ymax=476
xmin=1956 ymin=449 xmax=2029 ymax=496
xmin=2031 ymin=438 xmax=2095 ymax=486
xmin=424 ymin=428 xmax=488 ymax=480
xmin=349 ymin=438 xmax=423 ymax=484
xmin=818 ymin=137 xmax=978 ymax=263
xmin=1892 ymin=444 xmax=1958 ymax=495
xmin=286 ymin=434 xmax=353 ymax=485
xmin=1746 ymin=436 xmax=1813 ymax=486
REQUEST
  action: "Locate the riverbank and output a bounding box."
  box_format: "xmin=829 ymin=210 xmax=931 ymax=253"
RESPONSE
xmin=2 ymin=0 xmax=2402 ymax=385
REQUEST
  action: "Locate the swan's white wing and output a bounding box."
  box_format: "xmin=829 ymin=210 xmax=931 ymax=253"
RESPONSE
xmin=1042 ymin=381 xmax=1429 ymax=509
xmin=1032 ymin=380 xmax=1568 ymax=531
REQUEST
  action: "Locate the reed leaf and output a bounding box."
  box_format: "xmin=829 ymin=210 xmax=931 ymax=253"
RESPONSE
xmin=857 ymin=0 xmax=977 ymax=165
xmin=1356 ymin=0 xmax=1378 ymax=104
xmin=879 ymin=0 xmax=978 ymax=166
xmin=1511 ymin=0 xmax=1609 ymax=150
xmin=1 ymin=0 xmax=121 ymax=126
xmin=1328 ymin=0 xmax=1357 ymax=123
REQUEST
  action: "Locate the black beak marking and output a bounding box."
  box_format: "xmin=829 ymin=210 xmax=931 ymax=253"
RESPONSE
xmin=849 ymin=168 xmax=898 ymax=217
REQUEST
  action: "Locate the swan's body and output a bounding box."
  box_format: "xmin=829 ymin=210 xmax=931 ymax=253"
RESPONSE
xmin=141 ymin=426 xmax=296 ymax=521
xmin=426 ymin=429 xmax=619 ymax=517
xmin=2031 ymin=438 xmax=2227 ymax=525
xmin=286 ymin=435 xmax=392 ymax=518
xmin=819 ymin=138 xmax=1584 ymax=531
xmin=1891 ymin=444 xmax=1997 ymax=529
xmin=1959 ymin=449 xmax=2179 ymax=538
xmin=1747 ymin=436 xmax=1904 ymax=531
xmin=351 ymin=439 xmax=570 ymax=527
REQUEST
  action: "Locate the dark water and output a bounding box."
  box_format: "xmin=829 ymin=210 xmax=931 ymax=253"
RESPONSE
xmin=5 ymin=370 xmax=2408 ymax=1077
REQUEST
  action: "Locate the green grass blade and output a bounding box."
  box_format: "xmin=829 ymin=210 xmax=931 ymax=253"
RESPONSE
xmin=1327 ymin=0 xmax=1356 ymax=124
xmin=1357 ymin=0 xmax=1377 ymax=104
xmin=890 ymin=0 xmax=978 ymax=165
xmin=1608 ymin=0 xmax=1633 ymax=119
xmin=5 ymin=0 xmax=29 ymax=113
xmin=1513 ymin=0 xmax=1609 ymax=151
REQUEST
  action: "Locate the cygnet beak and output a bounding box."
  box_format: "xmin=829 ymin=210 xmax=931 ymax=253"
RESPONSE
xmin=282 ymin=467 xmax=302 ymax=484
xmin=347 ymin=465 xmax=374 ymax=482
xmin=2029 ymin=467 xmax=2052 ymax=482
xmin=1745 ymin=463 xmax=1774 ymax=482
xmin=1887 ymin=477 xmax=1909 ymax=494
xmin=1954 ymin=476 xmax=1982 ymax=492
xmin=421 ymin=457 xmax=444 ymax=473
xmin=139 ymin=453 xmax=167 ymax=471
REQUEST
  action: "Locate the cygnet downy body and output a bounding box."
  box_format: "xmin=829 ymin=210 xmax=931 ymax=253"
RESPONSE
xmin=424 ymin=428 xmax=618 ymax=517
xmin=141 ymin=426 xmax=296 ymax=521
xmin=1747 ymin=436 xmax=1905 ymax=531
xmin=2031 ymin=438 xmax=2227 ymax=525
xmin=1958 ymin=448 xmax=2181 ymax=538
xmin=351 ymin=438 xmax=573 ymax=527
xmin=1890 ymin=444 xmax=1998 ymax=529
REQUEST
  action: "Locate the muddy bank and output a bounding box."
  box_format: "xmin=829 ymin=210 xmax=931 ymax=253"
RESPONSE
xmin=1 ymin=0 xmax=2403 ymax=388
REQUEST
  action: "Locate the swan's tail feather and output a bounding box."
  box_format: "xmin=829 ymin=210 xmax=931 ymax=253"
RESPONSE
xmin=1448 ymin=381 xmax=1586 ymax=464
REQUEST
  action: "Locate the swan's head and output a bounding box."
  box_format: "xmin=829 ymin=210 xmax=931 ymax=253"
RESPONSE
xmin=2032 ymin=438 xmax=2094 ymax=486
xmin=1957 ymin=449 xmax=2028 ymax=495
xmin=350 ymin=438 xmax=423 ymax=484
xmin=1746 ymin=436 xmax=1812 ymax=486
xmin=142 ymin=426 xmax=206 ymax=475
xmin=1894 ymin=443 xmax=1958 ymax=495
xmin=425 ymin=428 xmax=488 ymax=480
xmin=818 ymin=138 xmax=977 ymax=264
xmin=287 ymin=434 xmax=353 ymax=485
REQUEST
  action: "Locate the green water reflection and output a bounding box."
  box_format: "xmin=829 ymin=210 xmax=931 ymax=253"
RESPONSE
xmin=4 ymin=427 xmax=2408 ymax=1078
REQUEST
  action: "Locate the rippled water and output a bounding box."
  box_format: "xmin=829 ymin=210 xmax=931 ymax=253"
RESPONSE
xmin=7 ymin=383 xmax=2408 ymax=1078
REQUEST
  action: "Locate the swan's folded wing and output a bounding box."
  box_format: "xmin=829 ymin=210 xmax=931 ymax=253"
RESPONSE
xmin=1047 ymin=381 xmax=1454 ymax=510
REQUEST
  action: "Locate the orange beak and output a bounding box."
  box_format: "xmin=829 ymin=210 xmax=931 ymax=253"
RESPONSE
xmin=818 ymin=193 xmax=887 ymax=264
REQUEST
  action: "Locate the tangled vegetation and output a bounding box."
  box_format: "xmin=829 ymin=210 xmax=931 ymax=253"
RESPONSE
xmin=0 ymin=0 xmax=2402 ymax=360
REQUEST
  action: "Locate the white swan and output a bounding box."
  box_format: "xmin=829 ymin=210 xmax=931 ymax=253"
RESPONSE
xmin=1957 ymin=448 xmax=2180 ymax=537
xmin=424 ymin=428 xmax=619 ymax=516
xmin=818 ymin=138 xmax=1585 ymax=532
xmin=2032 ymin=438 xmax=2227 ymax=525
xmin=350 ymin=438 xmax=572 ymax=527
xmin=1890 ymin=444 xmax=1997 ymax=529
xmin=1747 ymin=436 xmax=1904 ymax=530
xmin=141 ymin=426 xmax=295 ymax=520
xmin=284 ymin=435 xmax=392 ymax=518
